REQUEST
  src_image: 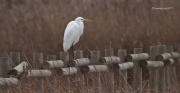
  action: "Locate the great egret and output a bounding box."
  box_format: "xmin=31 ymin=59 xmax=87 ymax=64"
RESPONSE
xmin=63 ymin=17 xmax=91 ymax=58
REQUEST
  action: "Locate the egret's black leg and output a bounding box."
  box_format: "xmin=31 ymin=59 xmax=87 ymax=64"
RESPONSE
xmin=72 ymin=45 xmax=74 ymax=59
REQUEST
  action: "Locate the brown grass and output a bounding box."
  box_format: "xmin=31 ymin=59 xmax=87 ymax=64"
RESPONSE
xmin=0 ymin=0 xmax=180 ymax=58
xmin=0 ymin=0 xmax=180 ymax=93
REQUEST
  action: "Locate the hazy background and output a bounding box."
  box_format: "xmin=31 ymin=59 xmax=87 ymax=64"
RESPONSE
xmin=0 ymin=0 xmax=180 ymax=61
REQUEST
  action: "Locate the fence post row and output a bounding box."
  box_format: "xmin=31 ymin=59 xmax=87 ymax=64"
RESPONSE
xmin=133 ymin=48 xmax=143 ymax=93
xmin=157 ymin=45 xmax=166 ymax=93
xmin=149 ymin=46 xmax=159 ymax=93
xmin=33 ymin=53 xmax=43 ymax=93
xmin=10 ymin=52 xmax=20 ymax=67
xmin=91 ymin=50 xmax=101 ymax=93
xmin=118 ymin=49 xmax=127 ymax=93
xmin=74 ymin=50 xmax=84 ymax=93
xmin=0 ymin=45 xmax=179 ymax=93
xmin=46 ymin=55 xmax=56 ymax=92
xmin=104 ymin=48 xmax=114 ymax=93
xmin=166 ymin=46 xmax=173 ymax=91
xmin=60 ymin=51 xmax=70 ymax=93
xmin=0 ymin=57 xmax=11 ymax=92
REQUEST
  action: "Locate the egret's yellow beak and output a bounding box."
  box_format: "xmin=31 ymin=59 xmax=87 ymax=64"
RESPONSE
xmin=84 ymin=19 xmax=92 ymax=22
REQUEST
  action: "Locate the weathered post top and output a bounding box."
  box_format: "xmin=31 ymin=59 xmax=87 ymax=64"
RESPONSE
xmin=60 ymin=51 xmax=69 ymax=67
xmin=33 ymin=53 xmax=43 ymax=69
xmin=69 ymin=58 xmax=90 ymax=67
xmin=74 ymin=50 xmax=83 ymax=59
xmin=47 ymin=55 xmax=56 ymax=61
xmin=0 ymin=57 xmax=11 ymax=77
xmin=105 ymin=48 xmax=114 ymax=57
xmin=91 ymin=50 xmax=100 ymax=65
xmin=118 ymin=49 xmax=127 ymax=62
xmin=125 ymin=53 xmax=149 ymax=62
xmin=10 ymin=52 xmax=20 ymax=67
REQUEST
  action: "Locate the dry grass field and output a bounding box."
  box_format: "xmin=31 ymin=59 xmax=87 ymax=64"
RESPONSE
xmin=0 ymin=0 xmax=180 ymax=92
xmin=0 ymin=0 xmax=180 ymax=57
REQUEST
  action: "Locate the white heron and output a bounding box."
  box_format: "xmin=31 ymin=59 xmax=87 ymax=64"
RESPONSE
xmin=63 ymin=17 xmax=92 ymax=58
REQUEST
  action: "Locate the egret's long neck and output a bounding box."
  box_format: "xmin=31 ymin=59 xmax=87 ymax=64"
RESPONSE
xmin=75 ymin=21 xmax=84 ymax=35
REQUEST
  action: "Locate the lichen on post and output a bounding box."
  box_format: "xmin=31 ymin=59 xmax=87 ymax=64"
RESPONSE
xmin=8 ymin=61 xmax=28 ymax=76
xmin=59 ymin=67 xmax=77 ymax=75
xmin=68 ymin=58 xmax=90 ymax=67
xmin=170 ymin=52 xmax=180 ymax=59
xmin=125 ymin=53 xmax=149 ymax=61
xmin=156 ymin=53 xmax=172 ymax=61
xmin=44 ymin=60 xmax=64 ymax=69
xmin=26 ymin=70 xmax=52 ymax=77
xmin=114 ymin=62 xmax=134 ymax=70
xmin=81 ymin=65 xmax=108 ymax=73
xmin=99 ymin=56 xmax=121 ymax=64
xmin=140 ymin=60 xmax=164 ymax=68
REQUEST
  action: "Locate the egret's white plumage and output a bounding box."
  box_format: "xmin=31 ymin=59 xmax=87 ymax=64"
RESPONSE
xmin=63 ymin=17 xmax=91 ymax=52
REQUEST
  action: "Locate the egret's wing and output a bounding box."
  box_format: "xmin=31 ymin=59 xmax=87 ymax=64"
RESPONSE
xmin=63 ymin=21 xmax=79 ymax=51
xmin=73 ymin=37 xmax=80 ymax=46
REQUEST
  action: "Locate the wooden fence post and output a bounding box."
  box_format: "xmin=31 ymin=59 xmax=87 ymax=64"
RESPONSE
xmin=178 ymin=44 xmax=180 ymax=52
xmin=91 ymin=50 xmax=101 ymax=93
xmin=149 ymin=46 xmax=158 ymax=93
xmin=60 ymin=52 xmax=69 ymax=68
xmin=118 ymin=49 xmax=127 ymax=93
xmin=0 ymin=57 xmax=11 ymax=92
xmin=74 ymin=50 xmax=84 ymax=93
xmin=10 ymin=52 xmax=20 ymax=67
xmin=174 ymin=44 xmax=180 ymax=84
xmin=157 ymin=45 xmax=166 ymax=93
xmin=46 ymin=55 xmax=56 ymax=92
xmin=133 ymin=48 xmax=142 ymax=93
xmin=47 ymin=55 xmax=56 ymax=61
xmin=60 ymin=52 xmax=70 ymax=92
xmin=10 ymin=52 xmax=21 ymax=92
xmin=105 ymin=48 xmax=114 ymax=93
xmin=166 ymin=46 xmax=173 ymax=90
xmin=0 ymin=58 xmax=11 ymax=75
xmin=33 ymin=53 xmax=43 ymax=93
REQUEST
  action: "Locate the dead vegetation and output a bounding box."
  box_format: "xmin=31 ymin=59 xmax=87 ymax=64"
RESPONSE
xmin=0 ymin=0 xmax=180 ymax=92
xmin=0 ymin=0 xmax=179 ymax=57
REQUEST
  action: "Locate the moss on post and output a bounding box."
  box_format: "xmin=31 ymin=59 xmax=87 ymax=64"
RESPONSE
xmin=133 ymin=48 xmax=142 ymax=93
xmin=33 ymin=53 xmax=43 ymax=93
xmin=10 ymin=52 xmax=20 ymax=67
xmin=117 ymin=49 xmax=128 ymax=93
xmin=0 ymin=57 xmax=11 ymax=77
xmin=91 ymin=50 xmax=101 ymax=93
xmin=74 ymin=50 xmax=84 ymax=93
xmin=47 ymin=55 xmax=56 ymax=61
xmin=158 ymin=45 xmax=166 ymax=93
xmin=105 ymin=48 xmax=114 ymax=93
